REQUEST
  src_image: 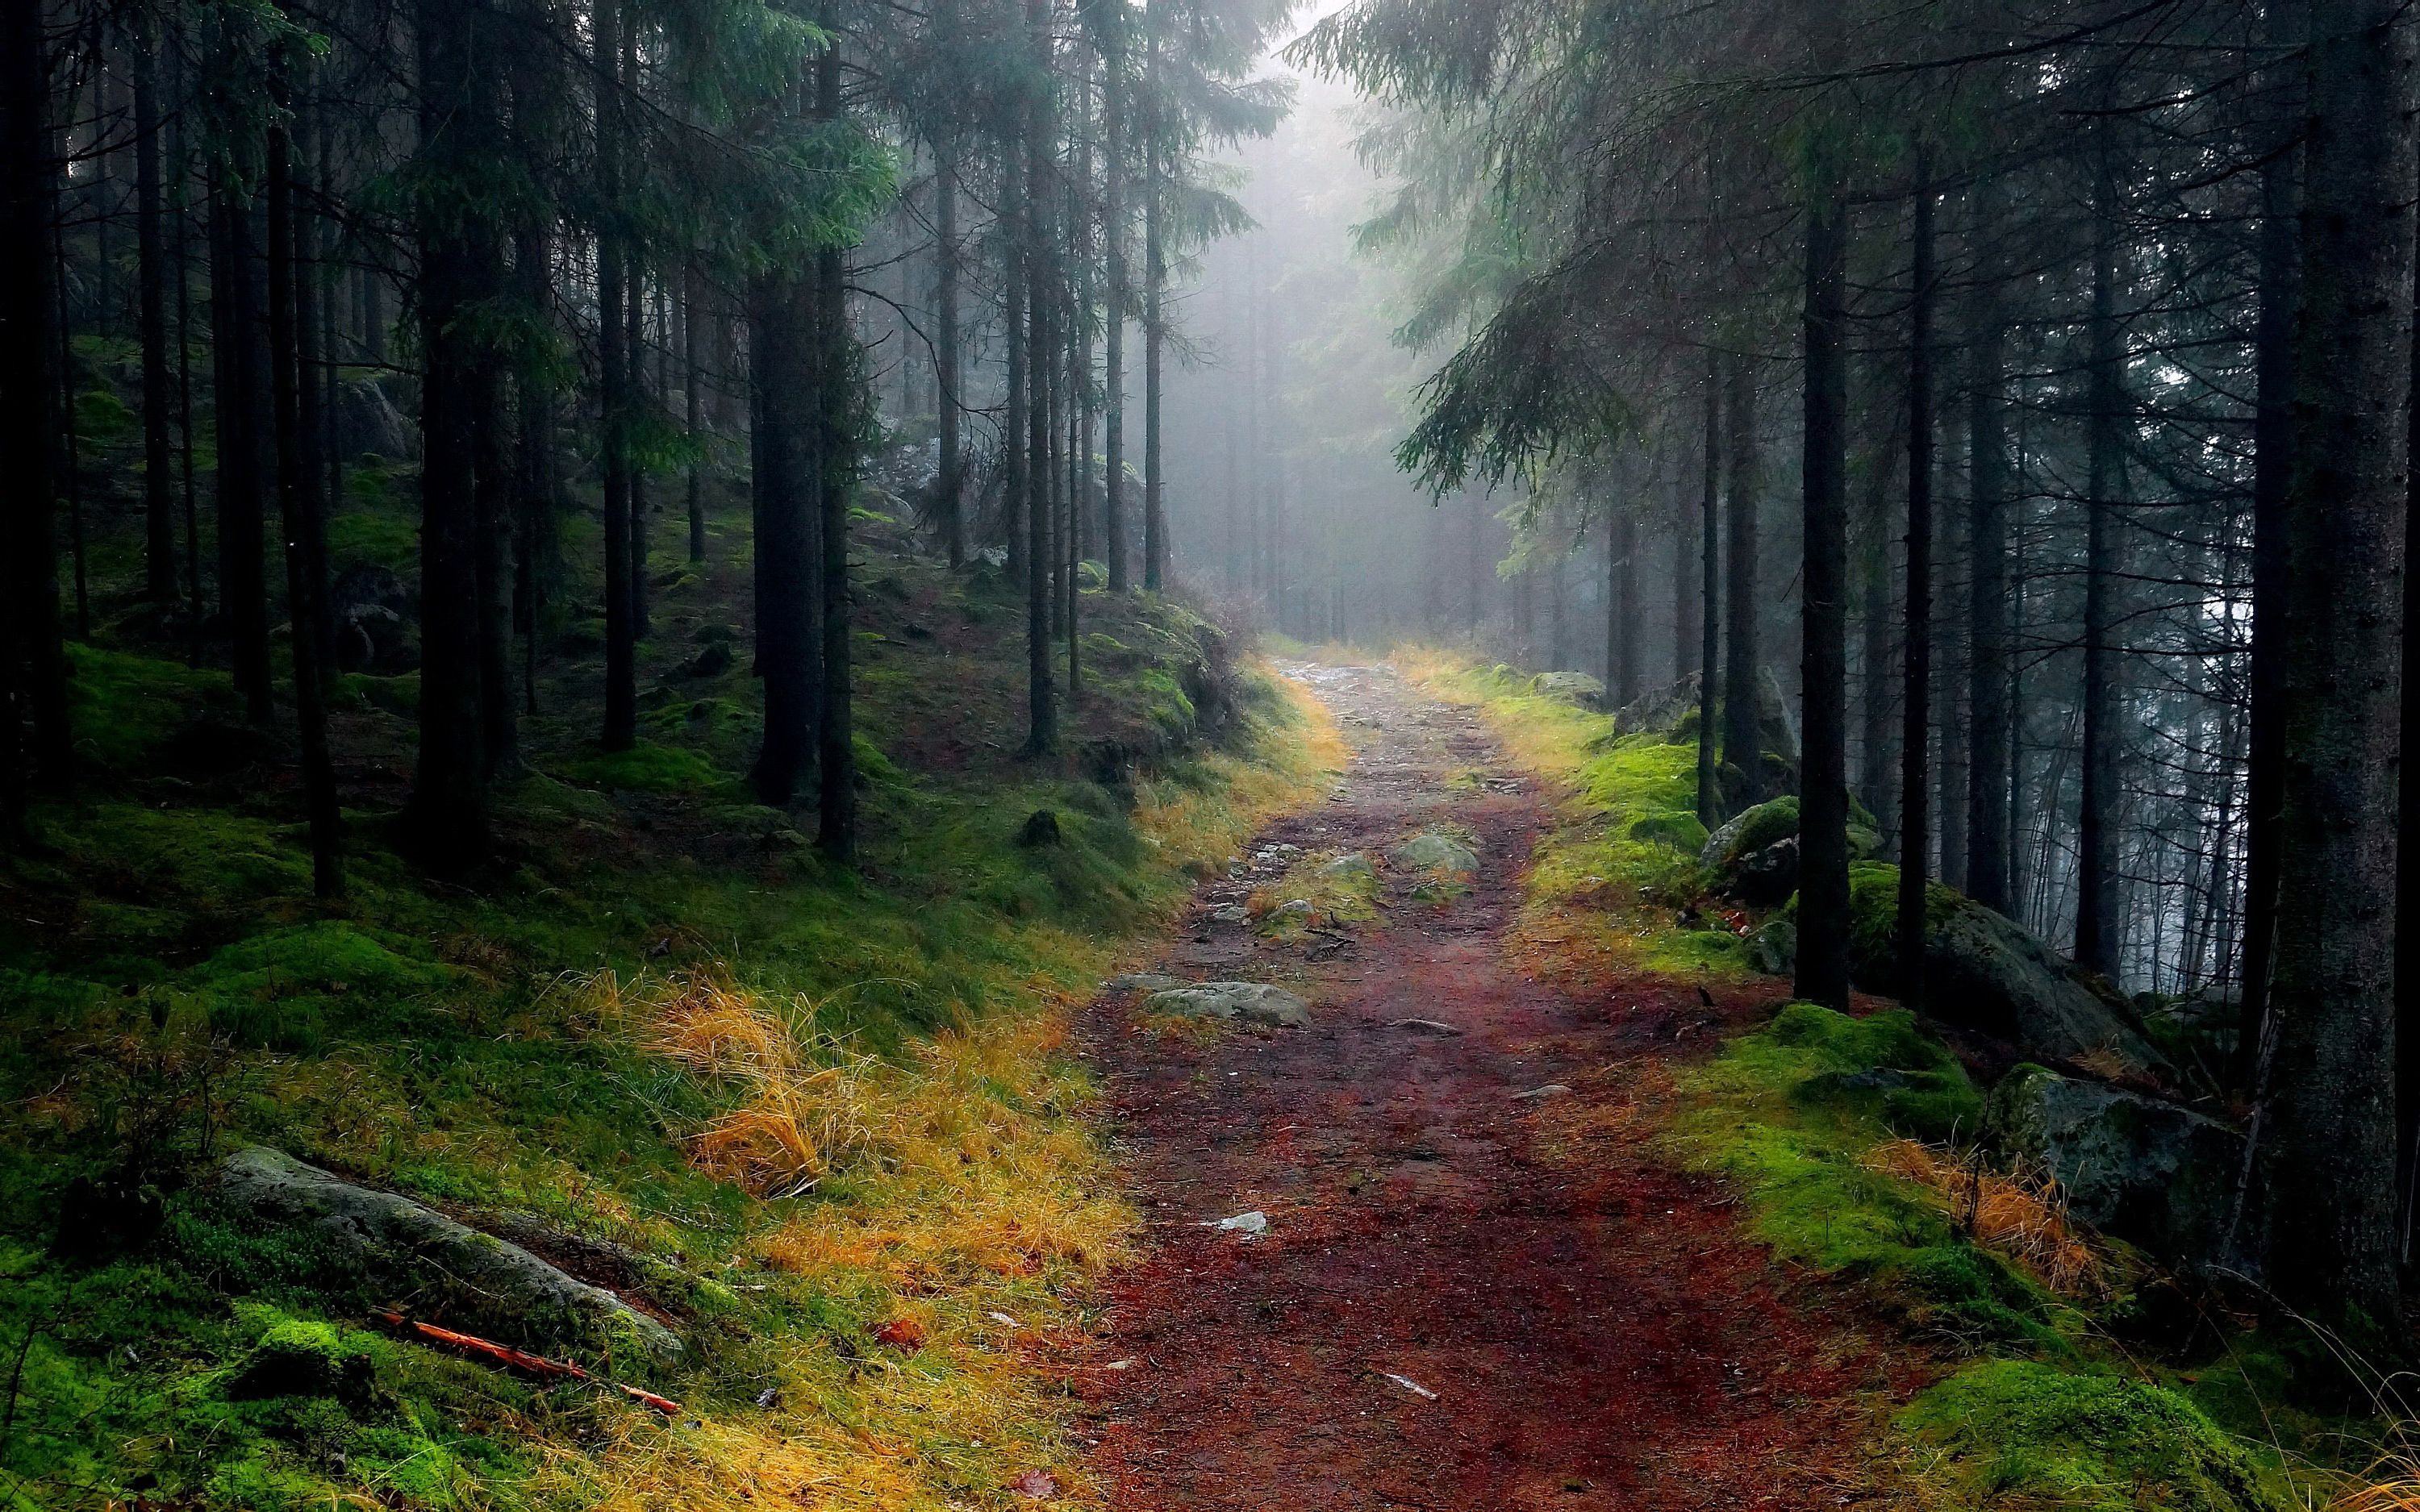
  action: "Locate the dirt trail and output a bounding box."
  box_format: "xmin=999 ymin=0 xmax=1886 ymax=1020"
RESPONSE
xmin=1076 ymin=662 xmax=1902 ymax=1511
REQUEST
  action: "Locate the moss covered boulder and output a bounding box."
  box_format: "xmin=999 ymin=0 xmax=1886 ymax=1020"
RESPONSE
xmin=1846 ymin=863 xmax=2168 ymax=1076
xmin=1900 ymin=1360 xmax=2289 ymax=1511
xmin=1984 ymin=1064 xmax=2247 ymax=1267
xmin=1698 ymin=795 xmax=1879 ymax=906
xmin=218 ymin=1146 xmax=682 ymax=1364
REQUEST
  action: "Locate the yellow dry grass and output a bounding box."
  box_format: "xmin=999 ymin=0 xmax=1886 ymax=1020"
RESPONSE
xmin=1862 ymin=1137 xmax=2117 ymax=1300
xmin=526 ymin=968 xmax=1139 ymax=1511
xmin=511 ymin=673 xmax=1347 ymax=1512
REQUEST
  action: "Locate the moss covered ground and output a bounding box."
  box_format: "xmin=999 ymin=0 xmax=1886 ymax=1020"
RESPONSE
xmin=1400 ymin=649 xmax=2353 ymax=1512
xmin=0 ymin=498 xmax=1340 ymax=1511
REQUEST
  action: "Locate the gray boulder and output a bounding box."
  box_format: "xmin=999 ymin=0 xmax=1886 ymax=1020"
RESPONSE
xmin=219 ymin=1146 xmax=681 ymax=1364
xmin=1984 ymin=1065 xmax=2247 ymax=1267
xmin=1613 ymin=673 xmax=1703 ymax=738
xmin=1531 ymin=670 xmax=1605 ymax=706
xmin=1145 ymin=981 xmax=1312 ymax=1028
xmin=1846 ymin=864 xmax=2169 ymax=1077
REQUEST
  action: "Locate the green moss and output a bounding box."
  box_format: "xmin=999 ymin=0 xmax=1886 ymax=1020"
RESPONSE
xmin=1669 ymin=1005 xmax=2041 ymax=1344
xmin=65 ymin=645 xmax=241 ymax=771
xmin=1900 ymin=1360 xmax=2291 ymax=1512
xmin=561 ymin=741 xmax=733 ymax=794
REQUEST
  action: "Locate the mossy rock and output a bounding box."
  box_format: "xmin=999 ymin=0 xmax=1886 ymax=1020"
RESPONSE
xmin=1768 ymin=1003 xmax=1984 ymax=1143
xmin=1898 ymin=1360 xmax=2290 ymax=1512
xmin=1844 ymin=863 xmax=2167 ymax=1074
xmin=229 ymin=1320 xmax=381 ymax=1406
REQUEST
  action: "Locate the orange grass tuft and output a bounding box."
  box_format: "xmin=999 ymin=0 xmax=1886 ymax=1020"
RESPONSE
xmin=1862 ymin=1137 xmax=2116 ymax=1299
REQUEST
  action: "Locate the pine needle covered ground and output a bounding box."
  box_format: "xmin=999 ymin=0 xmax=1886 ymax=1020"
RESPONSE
xmin=1399 ymin=650 xmax=2409 ymax=1512
xmin=0 ymin=513 xmax=1341 ymax=1512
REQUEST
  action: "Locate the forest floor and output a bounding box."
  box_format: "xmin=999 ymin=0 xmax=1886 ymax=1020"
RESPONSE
xmin=1076 ymin=661 xmax=1911 ymax=1510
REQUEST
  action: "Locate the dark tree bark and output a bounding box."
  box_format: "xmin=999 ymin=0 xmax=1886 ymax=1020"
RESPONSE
xmin=1613 ymin=502 xmax=1640 ymax=706
xmin=936 ymin=152 xmax=966 ymax=569
xmin=815 ymin=27 xmax=856 ymax=860
xmin=1796 ymin=181 xmax=1853 ymax=1014
xmin=1024 ymin=0 xmax=1058 ymax=755
xmin=596 ymin=0 xmax=636 ymax=751
xmin=1141 ymin=0 xmax=1166 ymax=593
xmin=1697 ymin=350 xmax=1722 ymax=827
xmin=2074 ymin=131 xmax=2126 ymax=977
xmin=1721 ymin=348 xmax=1762 ymax=805
xmin=210 ymin=177 xmax=276 ymax=726
xmin=748 ymin=269 xmax=819 ymax=807
xmin=626 ymin=248 xmax=651 ymax=642
xmin=1897 ymin=172 xmax=1935 ymax=1001
xmin=1102 ymin=44 xmax=1127 ymax=594
xmin=1 ymin=0 xmax=71 ymax=798
xmin=265 ymin=109 xmax=341 ymax=897
xmin=134 ymin=25 xmax=177 ymax=605
xmin=409 ymin=0 xmax=507 ymax=870
xmin=686 ymin=261 xmax=706 ymax=564
xmin=1965 ymin=184 xmax=2014 ymax=915
xmin=2251 ymin=0 xmax=2414 ymax=1323
xmin=2241 ymin=0 xmax=2306 ymax=1083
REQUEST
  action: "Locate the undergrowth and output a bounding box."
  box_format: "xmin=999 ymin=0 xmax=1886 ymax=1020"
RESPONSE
xmin=0 ymin=552 xmax=1341 ymax=1512
xmin=1399 ymin=646 xmax=2314 ymax=1512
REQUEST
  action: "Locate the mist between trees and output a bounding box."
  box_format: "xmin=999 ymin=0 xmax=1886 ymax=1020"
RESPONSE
xmin=2 ymin=0 xmax=2418 ymax=1332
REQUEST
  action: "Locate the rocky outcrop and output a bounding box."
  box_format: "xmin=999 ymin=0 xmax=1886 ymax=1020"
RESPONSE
xmin=219 ymin=1146 xmax=682 ymax=1364
xmin=1145 ymin=981 xmax=1312 ymax=1027
xmin=1846 ymin=864 xmax=2168 ymax=1077
xmin=1984 ymin=1065 xmax=2248 ymax=1267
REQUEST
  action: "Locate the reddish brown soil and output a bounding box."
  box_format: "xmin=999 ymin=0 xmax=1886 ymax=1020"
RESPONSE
xmin=1075 ymin=663 xmax=1910 ymax=1511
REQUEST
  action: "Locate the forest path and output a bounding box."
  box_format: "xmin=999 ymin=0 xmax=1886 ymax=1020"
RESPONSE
xmin=1074 ymin=661 xmax=1901 ymax=1511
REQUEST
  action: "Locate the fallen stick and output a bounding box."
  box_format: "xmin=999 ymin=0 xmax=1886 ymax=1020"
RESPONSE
xmin=372 ymin=1310 xmax=590 ymax=1381
xmin=371 ymin=1310 xmax=686 ymax=1417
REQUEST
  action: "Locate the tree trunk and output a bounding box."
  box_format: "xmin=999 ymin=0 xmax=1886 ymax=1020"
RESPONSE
xmin=2073 ymin=135 xmax=2126 ymax=977
xmin=1614 ymin=502 xmax=1640 ymax=706
xmin=1 ymin=0 xmax=71 ymax=798
xmin=1796 ymin=181 xmax=1853 ymax=1014
xmin=2241 ymin=0 xmax=2306 ymax=1082
xmin=1696 ymin=348 xmax=1721 ymax=826
xmin=1897 ymin=172 xmax=1935 ymax=1002
xmin=211 ymin=177 xmax=276 ymax=727
xmin=1966 ymin=182 xmax=2014 ymax=914
xmin=2252 ymin=0 xmax=2414 ymax=1324
xmin=134 ymin=27 xmax=177 ymax=605
xmin=1102 ymin=45 xmax=1127 ymax=594
xmin=748 ymin=270 xmax=818 ymax=807
xmin=1141 ymin=0 xmax=1166 ymax=592
xmin=815 ymin=22 xmax=856 ymax=860
xmin=266 ymin=110 xmax=342 ymax=897
xmin=410 ymin=0 xmax=504 ymax=870
xmin=686 ymin=261 xmax=706 ymax=564
xmin=936 ymin=152 xmax=966 ymax=569
xmin=597 ymin=0 xmax=636 ymax=751
xmin=1721 ymin=348 xmax=1761 ymax=805
xmin=1024 ymin=1 xmax=1058 ymax=755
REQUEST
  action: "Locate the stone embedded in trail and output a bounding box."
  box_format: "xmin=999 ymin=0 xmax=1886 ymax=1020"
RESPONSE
xmin=1983 ymin=1065 xmax=2247 ymax=1268
xmin=1391 ymin=831 xmax=1479 ymax=877
xmin=1388 ymin=1018 xmax=1464 ymax=1036
xmin=1146 ymin=981 xmax=1312 ymax=1028
xmin=1512 ymin=1084 xmax=1573 ymax=1102
xmin=218 ymin=1145 xmax=682 ymax=1364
